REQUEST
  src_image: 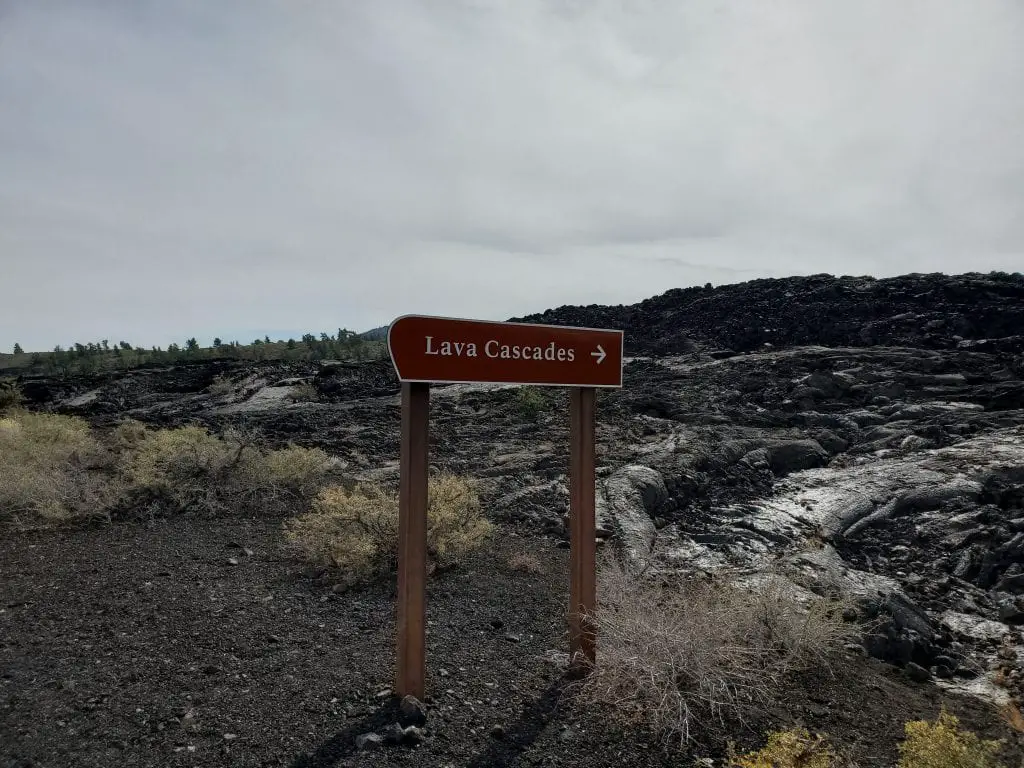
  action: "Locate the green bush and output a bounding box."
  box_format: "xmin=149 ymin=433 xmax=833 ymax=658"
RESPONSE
xmin=282 ymin=473 xmax=492 ymax=586
xmin=898 ymin=709 xmax=1005 ymax=768
xmin=514 ymin=386 xmax=549 ymax=419
xmin=729 ymin=728 xmax=836 ymax=768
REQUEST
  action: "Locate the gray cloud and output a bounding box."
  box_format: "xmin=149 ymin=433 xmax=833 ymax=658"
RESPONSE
xmin=1 ymin=0 xmax=1022 ymax=350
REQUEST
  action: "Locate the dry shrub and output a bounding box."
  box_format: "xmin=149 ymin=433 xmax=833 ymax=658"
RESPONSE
xmin=898 ymin=709 xmax=1005 ymax=768
xmin=1000 ymin=703 xmax=1024 ymax=734
xmin=576 ymin=558 xmax=853 ymax=744
xmin=289 ymin=382 xmax=319 ymax=402
xmin=112 ymin=418 xmax=148 ymax=450
xmin=282 ymin=473 xmax=492 ymax=586
xmin=0 ymin=410 xmax=119 ymax=527
xmin=508 ymin=552 xmax=544 ymax=574
xmin=728 ymin=728 xmax=837 ymax=768
xmin=0 ymin=415 xmax=331 ymax=527
xmin=425 ymin=473 xmax=492 ymax=564
xmin=259 ymin=445 xmax=334 ymax=495
xmin=207 ymin=375 xmax=234 ymax=396
xmin=122 ymin=425 xmax=246 ymax=511
xmin=122 ymin=424 xmax=332 ymax=516
xmin=286 ymin=483 xmax=396 ymax=578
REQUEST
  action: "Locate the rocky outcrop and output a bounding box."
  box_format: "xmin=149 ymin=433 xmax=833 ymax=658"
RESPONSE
xmin=596 ymin=466 xmax=665 ymax=571
xmin=513 ymin=271 xmax=1024 ymax=356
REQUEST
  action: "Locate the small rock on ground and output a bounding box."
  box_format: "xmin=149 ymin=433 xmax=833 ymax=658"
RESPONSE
xmin=356 ymin=732 xmax=384 ymax=751
xmin=399 ymin=695 xmax=428 ymax=727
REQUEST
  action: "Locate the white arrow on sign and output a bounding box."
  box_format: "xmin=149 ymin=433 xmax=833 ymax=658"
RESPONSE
xmin=591 ymin=345 xmax=606 ymax=364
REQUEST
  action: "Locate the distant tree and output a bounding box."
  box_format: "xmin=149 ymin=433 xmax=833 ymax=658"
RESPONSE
xmin=119 ymin=341 xmax=132 ymax=351
xmin=264 ymin=335 xmax=271 ymax=344
xmin=213 ymin=337 xmax=222 ymax=348
xmin=287 ymin=338 xmax=296 ymax=350
xmin=12 ymin=343 xmax=23 ymax=354
xmin=101 ymin=339 xmax=110 ymax=351
xmin=186 ymin=337 xmax=199 ymax=353
xmin=52 ymin=346 xmax=67 ymax=373
xmin=253 ymin=339 xmax=263 ymax=346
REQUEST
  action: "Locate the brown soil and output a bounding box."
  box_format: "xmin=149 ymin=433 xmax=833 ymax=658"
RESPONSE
xmin=3 ymin=518 xmax=1022 ymax=768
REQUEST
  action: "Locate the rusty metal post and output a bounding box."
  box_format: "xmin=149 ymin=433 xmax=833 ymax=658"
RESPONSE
xmin=397 ymin=381 xmax=430 ymax=698
xmin=569 ymin=386 xmax=597 ymax=670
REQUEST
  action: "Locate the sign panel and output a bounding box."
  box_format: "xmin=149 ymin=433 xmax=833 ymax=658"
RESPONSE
xmin=388 ymin=315 xmax=624 ymax=388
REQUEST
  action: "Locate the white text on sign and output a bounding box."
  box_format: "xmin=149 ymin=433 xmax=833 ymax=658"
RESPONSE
xmin=425 ymin=336 xmax=578 ymax=362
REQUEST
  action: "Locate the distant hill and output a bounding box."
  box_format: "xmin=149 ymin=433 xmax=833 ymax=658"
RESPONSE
xmin=358 ymin=326 xmax=389 ymax=341
xmin=511 ymin=271 xmax=1024 ymax=356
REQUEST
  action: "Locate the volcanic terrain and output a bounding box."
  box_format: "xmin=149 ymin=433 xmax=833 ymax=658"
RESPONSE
xmin=3 ymin=271 xmax=1024 ymax=767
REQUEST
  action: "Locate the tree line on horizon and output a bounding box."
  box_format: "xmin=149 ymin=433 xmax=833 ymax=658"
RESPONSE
xmin=3 ymin=329 xmax=387 ymax=376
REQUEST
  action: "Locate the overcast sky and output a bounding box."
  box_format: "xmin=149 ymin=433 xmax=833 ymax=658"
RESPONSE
xmin=2 ymin=1 xmax=1022 ymax=351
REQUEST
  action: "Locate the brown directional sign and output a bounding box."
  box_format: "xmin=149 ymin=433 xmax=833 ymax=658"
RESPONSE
xmin=388 ymin=315 xmax=624 ymax=388
xmin=389 ymin=313 xmax=620 ymax=700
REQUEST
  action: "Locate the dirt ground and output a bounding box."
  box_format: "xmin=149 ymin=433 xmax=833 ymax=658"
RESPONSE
xmin=3 ymin=517 xmax=1022 ymax=768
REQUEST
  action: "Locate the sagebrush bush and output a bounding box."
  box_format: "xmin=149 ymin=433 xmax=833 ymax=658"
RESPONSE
xmin=289 ymin=382 xmax=319 ymax=402
xmin=0 ymin=381 xmax=22 ymax=412
xmin=424 ymin=473 xmax=492 ymax=564
xmin=122 ymin=425 xmax=237 ymax=494
xmin=259 ymin=445 xmax=335 ymax=495
xmin=207 ymin=375 xmax=234 ymax=397
xmin=282 ymin=473 xmax=492 ymax=586
xmin=575 ymin=559 xmax=853 ymax=744
xmin=514 ymin=386 xmax=549 ymax=419
xmin=898 ymin=709 xmax=1005 ymax=768
xmin=0 ymin=415 xmax=334 ymax=527
xmin=121 ymin=424 xmax=332 ymax=516
xmin=111 ymin=419 xmax=148 ymax=451
xmin=285 ymin=482 xmax=396 ymax=579
xmin=0 ymin=410 xmax=119 ymax=527
xmin=728 ymin=728 xmax=836 ymax=768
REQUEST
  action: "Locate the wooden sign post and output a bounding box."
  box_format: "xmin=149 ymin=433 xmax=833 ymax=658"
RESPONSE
xmin=568 ymin=386 xmax=597 ymax=669
xmin=396 ymin=381 xmax=429 ymax=699
xmin=388 ymin=315 xmax=624 ymax=698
